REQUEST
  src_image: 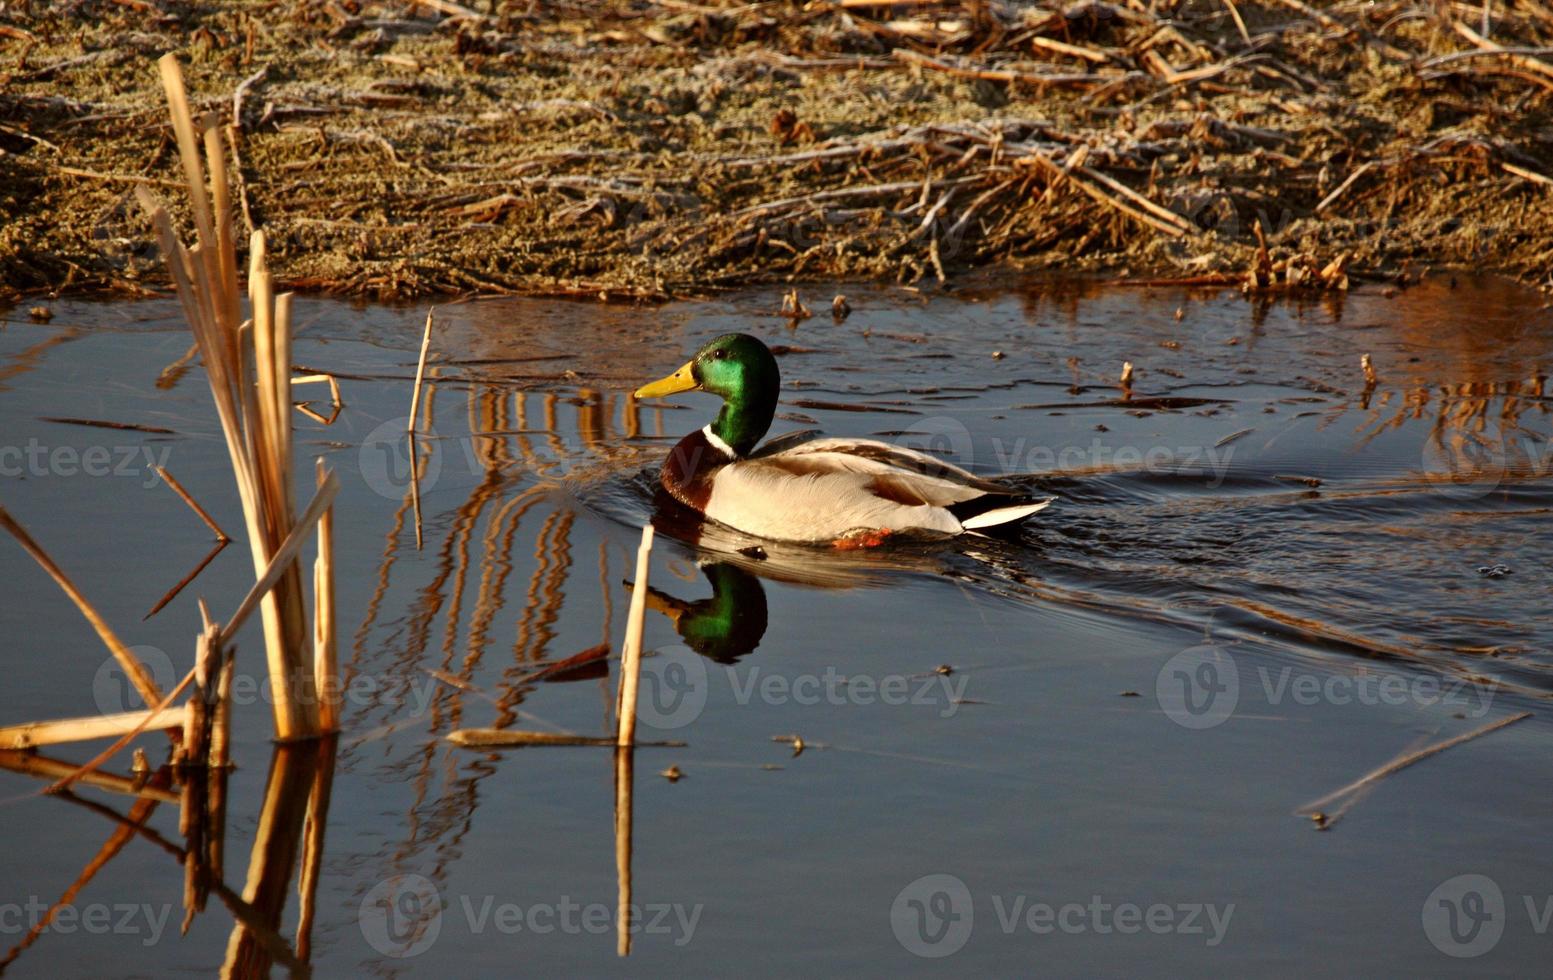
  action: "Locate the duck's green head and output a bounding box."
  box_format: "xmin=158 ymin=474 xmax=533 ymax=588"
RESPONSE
xmin=634 ymin=333 xmax=779 ymax=457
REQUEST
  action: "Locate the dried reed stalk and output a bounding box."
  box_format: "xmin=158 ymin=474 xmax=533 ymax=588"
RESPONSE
xmin=211 ymin=654 xmax=235 ymax=769
xmin=0 ymin=708 xmax=186 ymax=750
xmin=408 ymin=308 xmax=434 ymax=433
xmin=137 ymin=53 xmax=340 ymax=740
xmin=409 ymin=431 xmax=426 ymax=550
xmin=217 ymin=473 xmax=339 ymax=648
xmin=0 ymin=504 xmax=162 ymax=708
xmin=615 ymin=525 xmax=655 ymax=747
xmin=313 ymin=459 xmax=339 ymax=732
xmin=154 ymin=466 xmax=231 ymax=542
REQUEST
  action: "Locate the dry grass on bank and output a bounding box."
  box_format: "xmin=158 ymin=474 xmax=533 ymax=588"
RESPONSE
xmin=3 ymin=0 xmax=1553 ymax=299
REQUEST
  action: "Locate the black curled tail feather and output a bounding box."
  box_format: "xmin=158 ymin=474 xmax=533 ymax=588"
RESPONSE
xmin=946 ymin=492 xmax=1054 ymax=529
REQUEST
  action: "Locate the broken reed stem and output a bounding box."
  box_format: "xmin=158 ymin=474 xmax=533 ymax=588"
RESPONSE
xmin=220 ymin=472 xmax=340 ymax=648
xmin=0 ymin=708 xmax=186 ymax=750
xmin=615 ymin=525 xmax=656 ymax=747
xmin=408 ymin=308 xmax=434 ymax=433
xmin=408 ymin=432 xmax=425 ymax=551
xmin=143 ymin=465 xmax=231 ymax=620
xmin=181 ymin=623 xmax=225 ymax=769
xmin=291 ymin=373 xmax=343 ymax=424
xmin=210 ymin=653 xmax=235 ymax=770
xmin=1297 ymin=711 xmax=1533 ymax=822
xmin=0 ymin=503 xmax=163 ymax=708
xmin=154 ymin=466 xmax=231 ymax=542
xmin=313 ymin=459 xmax=339 ymax=732
xmin=143 ymin=540 xmax=228 ymax=622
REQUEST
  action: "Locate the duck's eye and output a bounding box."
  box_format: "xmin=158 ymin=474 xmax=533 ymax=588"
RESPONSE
xmin=711 ymin=349 xmax=726 ymax=360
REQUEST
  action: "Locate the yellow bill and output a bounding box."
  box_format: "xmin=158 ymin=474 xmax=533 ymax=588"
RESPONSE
xmin=634 ymin=359 xmax=699 ymax=399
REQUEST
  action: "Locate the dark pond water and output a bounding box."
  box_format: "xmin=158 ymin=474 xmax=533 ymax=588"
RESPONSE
xmin=0 ymin=277 xmax=1549 ymax=976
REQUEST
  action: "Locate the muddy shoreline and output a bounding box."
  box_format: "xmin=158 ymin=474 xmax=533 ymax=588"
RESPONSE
xmin=4 ymin=0 xmax=1553 ymax=300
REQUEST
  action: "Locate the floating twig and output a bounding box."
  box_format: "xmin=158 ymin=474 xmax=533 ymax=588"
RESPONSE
xmin=290 ymin=373 xmax=343 ymax=425
xmin=1296 ymin=711 xmax=1532 ymax=829
xmin=446 ymin=730 xmax=684 ymax=748
xmin=37 ymin=416 xmax=177 ymax=434
xmin=142 ymin=541 xmax=228 ymax=621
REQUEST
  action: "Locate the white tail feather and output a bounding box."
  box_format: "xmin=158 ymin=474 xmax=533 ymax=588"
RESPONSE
xmin=960 ymin=497 xmax=1053 ymax=530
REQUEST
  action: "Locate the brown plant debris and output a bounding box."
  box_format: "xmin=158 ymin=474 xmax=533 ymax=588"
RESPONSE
xmin=4 ymin=1 xmax=1553 ymax=300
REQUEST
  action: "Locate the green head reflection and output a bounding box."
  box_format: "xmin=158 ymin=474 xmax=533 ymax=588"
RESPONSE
xmin=644 ymin=561 xmax=768 ymax=663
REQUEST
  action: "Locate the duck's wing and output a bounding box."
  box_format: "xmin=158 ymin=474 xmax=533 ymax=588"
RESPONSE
xmin=755 ymin=435 xmax=1009 ymax=496
xmin=702 ymin=436 xmax=1025 ymax=541
xmin=704 ymin=457 xmax=965 ymax=540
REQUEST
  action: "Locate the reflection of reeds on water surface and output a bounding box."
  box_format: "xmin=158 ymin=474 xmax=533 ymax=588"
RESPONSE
xmin=1349 ymin=375 xmax=1551 ymax=487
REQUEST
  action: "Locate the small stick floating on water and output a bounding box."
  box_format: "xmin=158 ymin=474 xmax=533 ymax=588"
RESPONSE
xmin=1361 ymin=353 xmax=1377 ymax=389
xmin=445 ymin=730 xmax=685 ymax=748
xmin=1119 ymin=361 xmax=1134 ymax=391
xmin=1295 ymin=710 xmax=1531 ymax=830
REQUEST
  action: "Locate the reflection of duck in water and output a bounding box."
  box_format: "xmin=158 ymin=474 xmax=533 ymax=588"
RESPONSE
xmin=641 ymin=561 xmax=768 ymax=664
xmin=633 ymin=333 xmax=1052 ymax=545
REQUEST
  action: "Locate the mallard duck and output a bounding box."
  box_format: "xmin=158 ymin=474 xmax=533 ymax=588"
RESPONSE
xmin=633 ymin=333 xmax=1052 ymax=544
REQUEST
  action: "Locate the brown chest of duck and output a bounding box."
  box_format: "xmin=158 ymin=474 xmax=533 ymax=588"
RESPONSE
xmin=634 ymin=333 xmax=1053 ymax=545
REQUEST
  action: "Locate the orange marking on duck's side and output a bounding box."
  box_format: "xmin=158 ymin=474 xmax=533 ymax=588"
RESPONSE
xmin=831 ymin=528 xmax=893 ymax=550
